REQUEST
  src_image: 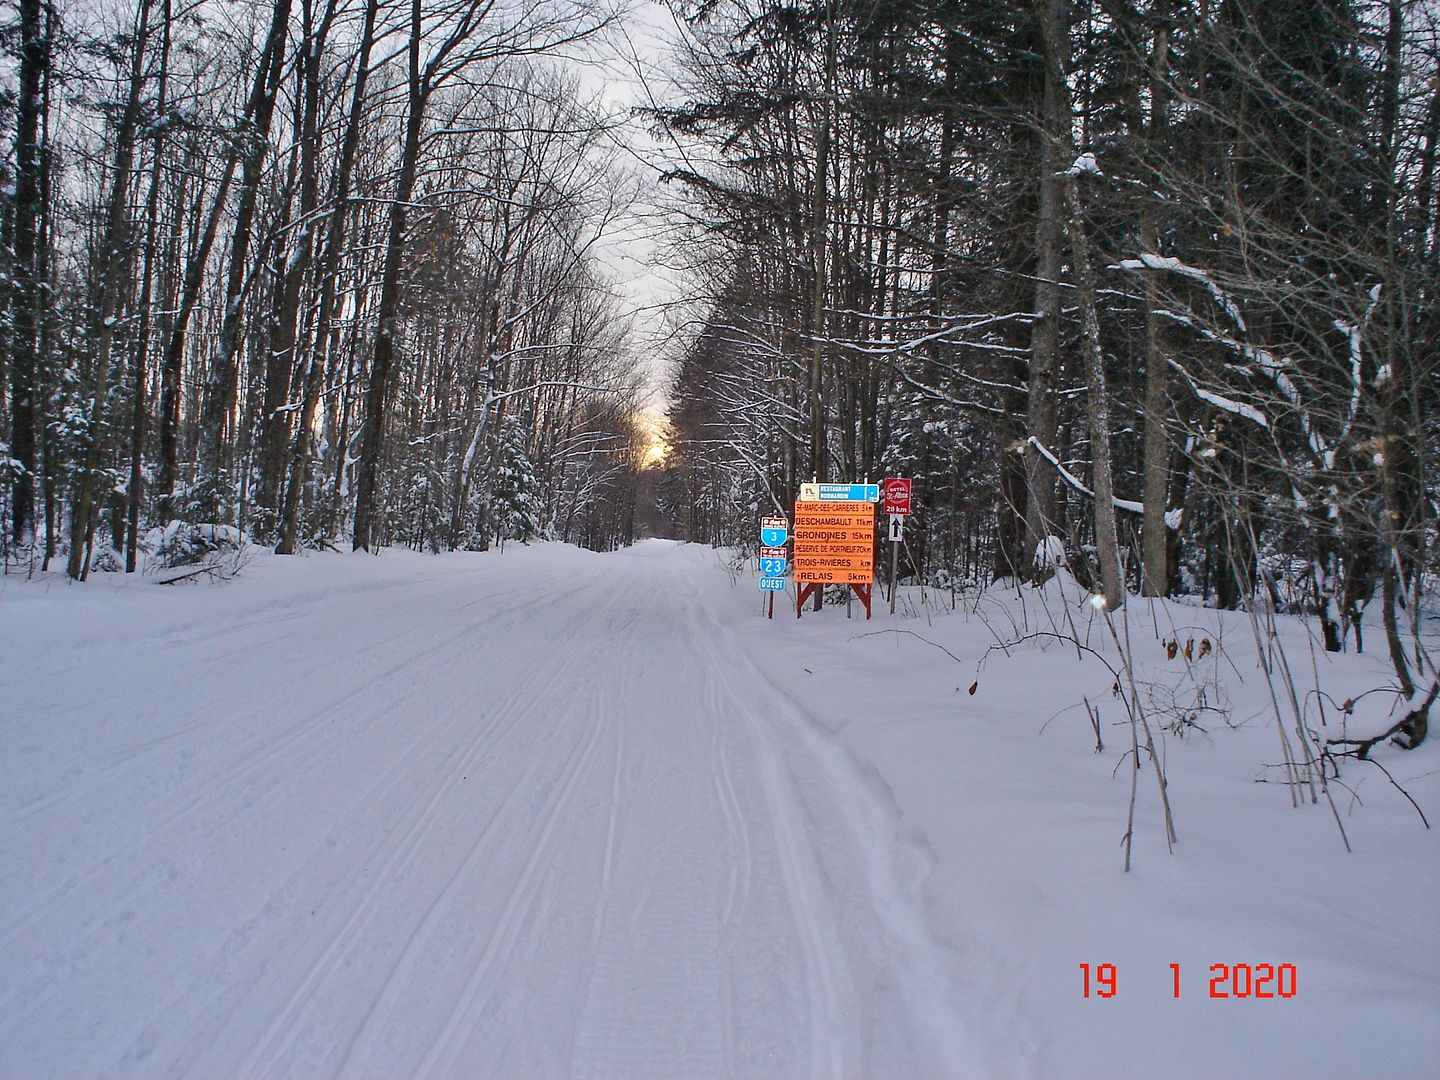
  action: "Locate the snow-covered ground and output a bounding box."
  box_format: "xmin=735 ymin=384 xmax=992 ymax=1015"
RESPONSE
xmin=1 ymin=540 xmax=1436 ymax=1078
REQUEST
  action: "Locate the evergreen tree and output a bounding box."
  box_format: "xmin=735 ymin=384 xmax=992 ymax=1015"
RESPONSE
xmin=491 ymin=417 xmax=543 ymax=545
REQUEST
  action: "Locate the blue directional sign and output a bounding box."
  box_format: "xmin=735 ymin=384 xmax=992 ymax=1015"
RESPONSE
xmin=760 ymin=557 xmax=787 ymax=577
xmin=801 ymin=482 xmax=880 ymax=502
xmin=758 ymin=577 xmax=786 ymax=592
xmin=760 ymin=515 xmax=788 ymax=547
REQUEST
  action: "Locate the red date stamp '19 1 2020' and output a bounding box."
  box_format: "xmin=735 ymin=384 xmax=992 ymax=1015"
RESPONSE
xmin=1080 ymin=963 xmax=1298 ymax=999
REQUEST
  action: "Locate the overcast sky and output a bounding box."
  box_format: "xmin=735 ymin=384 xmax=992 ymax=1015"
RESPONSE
xmin=576 ymin=1 xmax=692 ymax=407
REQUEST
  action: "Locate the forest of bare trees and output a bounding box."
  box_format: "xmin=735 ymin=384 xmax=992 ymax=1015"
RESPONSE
xmin=655 ymin=0 xmax=1438 ymax=748
xmin=0 ymin=0 xmax=648 ymax=577
xmin=1 ymin=0 xmax=1436 ymax=744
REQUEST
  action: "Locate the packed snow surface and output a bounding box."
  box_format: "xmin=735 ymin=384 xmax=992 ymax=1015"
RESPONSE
xmin=1 ymin=540 xmax=1436 ymax=1078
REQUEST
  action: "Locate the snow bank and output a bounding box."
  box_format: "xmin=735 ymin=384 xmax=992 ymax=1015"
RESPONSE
xmin=1 ymin=543 xmax=1435 ymax=1078
xmin=728 ymin=570 xmax=1440 ymax=1079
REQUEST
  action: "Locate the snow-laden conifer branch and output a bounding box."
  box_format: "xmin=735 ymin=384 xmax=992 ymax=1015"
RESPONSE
xmin=1027 ymin=437 xmax=1144 ymax=515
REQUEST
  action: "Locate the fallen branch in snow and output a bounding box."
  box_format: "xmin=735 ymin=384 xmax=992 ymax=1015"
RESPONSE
xmin=977 ymin=629 xmax=1122 ymax=683
xmin=152 ymin=564 xmax=215 ymax=585
xmin=1347 ymin=754 xmax=1430 ymax=829
xmin=149 ymin=545 xmax=254 ymax=584
xmin=1325 ymin=677 xmax=1439 ymax=760
xmin=151 ymin=555 xmax=249 ymax=584
xmin=849 ymin=628 xmax=968 ymax=669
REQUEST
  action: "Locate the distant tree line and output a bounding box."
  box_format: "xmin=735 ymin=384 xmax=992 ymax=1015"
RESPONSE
xmin=655 ymin=0 xmax=1438 ymax=745
xmin=0 ymin=0 xmax=647 ymax=576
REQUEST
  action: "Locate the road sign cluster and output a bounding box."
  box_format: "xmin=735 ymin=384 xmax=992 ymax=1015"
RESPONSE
xmin=758 ymin=517 xmax=789 ymax=593
xmin=794 ymin=500 xmax=873 ymax=584
xmin=755 ymin=480 xmax=913 ymax=619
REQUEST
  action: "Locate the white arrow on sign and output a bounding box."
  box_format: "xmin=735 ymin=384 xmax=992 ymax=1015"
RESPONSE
xmin=888 ymin=514 xmax=903 ymax=542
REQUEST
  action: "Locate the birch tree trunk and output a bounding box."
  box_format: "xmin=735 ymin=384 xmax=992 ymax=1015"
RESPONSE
xmin=1065 ymin=173 xmax=1124 ymax=609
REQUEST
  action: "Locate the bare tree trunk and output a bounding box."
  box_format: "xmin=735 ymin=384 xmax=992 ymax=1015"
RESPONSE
xmin=353 ymin=0 xmax=426 ymax=552
xmin=1037 ymin=0 xmax=1123 ymax=608
xmin=34 ymin=16 xmax=56 ymax=568
xmin=276 ymin=0 xmax=376 ymax=555
xmin=256 ymin=0 xmax=333 ymax=529
xmin=1139 ymin=22 xmax=1172 ymax=597
xmin=8 ymin=0 xmax=48 ymax=546
xmin=807 ymin=0 xmax=835 ymax=489
xmin=801 ymin=0 xmax=837 ymax=610
xmin=1024 ymin=0 xmax=1065 ymax=575
xmin=156 ymin=0 xmax=288 ymax=519
xmin=194 ymin=0 xmax=293 ymax=517
xmin=125 ymin=0 xmax=171 ymax=573
xmin=1066 ymin=177 xmax=1124 ymax=609
xmin=67 ymin=0 xmax=152 ymax=578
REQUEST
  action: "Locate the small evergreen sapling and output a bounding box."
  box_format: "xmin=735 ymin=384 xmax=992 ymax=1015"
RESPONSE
xmin=491 ymin=417 xmax=543 ymax=545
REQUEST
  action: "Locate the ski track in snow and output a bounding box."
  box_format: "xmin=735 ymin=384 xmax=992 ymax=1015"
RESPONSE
xmin=0 ymin=543 xmax=969 ymax=1079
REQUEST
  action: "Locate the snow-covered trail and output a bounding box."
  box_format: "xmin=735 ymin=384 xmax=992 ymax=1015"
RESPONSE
xmin=0 ymin=542 xmax=968 ymax=1078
